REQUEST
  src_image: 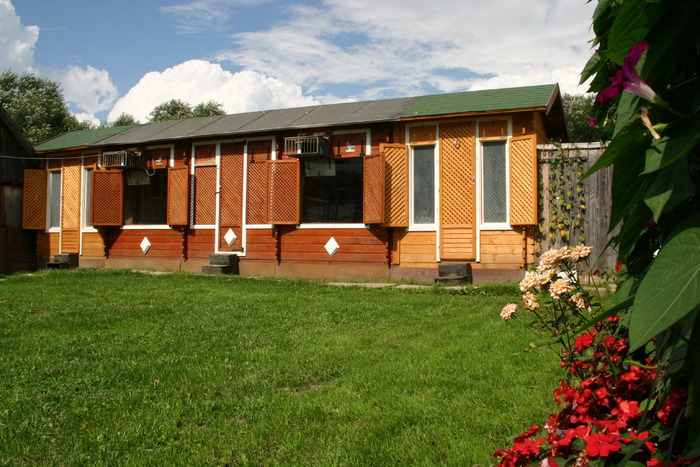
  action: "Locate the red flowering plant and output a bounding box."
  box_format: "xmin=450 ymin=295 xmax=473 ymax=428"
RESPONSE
xmin=494 ymin=245 xmax=696 ymax=466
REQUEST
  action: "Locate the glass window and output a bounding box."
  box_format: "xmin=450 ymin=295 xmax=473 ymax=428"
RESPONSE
xmin=413 ymin=145 xmax=435 ymax=224
xmin=302 ymin=158 xmax=363 ymax=223
xmin=83 ymin=167 xmax=93 ymax=229
xmin=49 ymin=170 xmax=61 ymax=228
xmin=482 ymin=141 xmax=508 ymax=224
xmin=124 ymin=169 xmax=168 ymax=225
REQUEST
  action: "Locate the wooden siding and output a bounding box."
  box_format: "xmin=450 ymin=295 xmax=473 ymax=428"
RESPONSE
xmin=245 ymin=228 xmax=276 ymax=261
xmin=37 ymin=232 xmax=59 ymax=258
xmin=362 ymin=153 xmax=385 ymax=224
xmin=408 ymin=125 xmax=436 ymax=145
xmin=395 ymin=231 xmax=436 ymax=267
xmin=380 ymin=144 xmax=409 ymax=227
xmin=509 ymin=135 xmax=538 ymax=225
xmin=22 ymin=169 xmax=46 ymax=229
xmin=267 ymin=160 xmax=300 ymax=225
xmin=218 ymin=226 xmax=243 ymax=252
xmin=81 ymin=232 xmax=105 ymax=258
xmin=186 ymin=228 xmax=215 ymax=259
xmin=91 ymin=170 xmax=123 ymax=226
xmin=479 ymin=229 xmax=533 ymax=268
xmin=107 ymin=228 xmax=184 ymax=259
xmin=61 ymin=160 xmax=81 ymax=231
xmin=279 ymin=228 xmax=388 ymax=264
xmin=220 ymin=142 xmax=244 ymax=226
xmin=479 ymin=119 xmax=508 ymax=139
xmin=167 ymin=167 xmax=189 ymax=226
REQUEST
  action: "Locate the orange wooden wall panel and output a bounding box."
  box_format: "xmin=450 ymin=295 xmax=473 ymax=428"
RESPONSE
xmin=81 ymin=232 xmax=105 ymax=258
xmin=107 ymin=228 xmax=184 ymax=259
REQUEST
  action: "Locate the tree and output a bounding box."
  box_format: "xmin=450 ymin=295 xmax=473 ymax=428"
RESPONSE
xmin=0 ymin=70 xmax=83 ymax=145
xmin=148 ymin=99 xmax=226 ymax=123
xmin=192 ymin=100 xmax=225 ymax=118
xmin=561 ymin=93 xmax=601 ymax=142
xmin=111 ymin=113 xmax=139 ymax=127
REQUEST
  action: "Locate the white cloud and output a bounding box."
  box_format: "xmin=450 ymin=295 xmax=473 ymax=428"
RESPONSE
xmin=217 ymin=0 xmax=596 ymax=98
xmin=160 ymin=0 xmax=274 ymax=34
xmin=0 ymin=0 xmax=39 ymax=72
xmin=107 ymin=59 xmax=319 ymax=123
xmin=61 ymin=65 xmax=118 ymax=116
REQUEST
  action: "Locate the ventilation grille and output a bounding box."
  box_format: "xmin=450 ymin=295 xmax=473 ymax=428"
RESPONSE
xmin=283 ymin=135 xmax=331 ymax=158
xmin=102 ymin=151 xmax=144 ymax=170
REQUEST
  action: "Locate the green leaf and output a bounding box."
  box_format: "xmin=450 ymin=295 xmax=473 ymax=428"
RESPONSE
xmin=606 ymin=1 xmax=666 ymax=64
xmin=580 ymin=52 xmax=604 ymax=85
xmin=629 ymin=213 xmax=700 ymax=350
xmin=644 ymin=156 xmax=694 ymax=222
xmin=584 ymin=120 xmax=648 ymax=178
xmin=642 ymin=118 xmax=700 ymax=174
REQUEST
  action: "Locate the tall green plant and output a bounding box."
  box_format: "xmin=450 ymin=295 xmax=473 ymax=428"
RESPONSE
xmin=584 ymin=0 xmax=700 ymax=458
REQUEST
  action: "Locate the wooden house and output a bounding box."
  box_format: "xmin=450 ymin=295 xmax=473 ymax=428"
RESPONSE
xmin=25 ymin=84 xmax=566 ymax=282
xmin=1 ymin=104 xmax=36 ymax=272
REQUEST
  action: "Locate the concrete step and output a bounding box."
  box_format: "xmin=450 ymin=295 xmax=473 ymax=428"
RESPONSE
xmin=52 ymin=253 xmax=78 ymax=267
xmin=46 ymin=262 xmax=70 ymax=269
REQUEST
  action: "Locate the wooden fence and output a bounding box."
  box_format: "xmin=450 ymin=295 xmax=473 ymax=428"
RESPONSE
xmin=537 ymin=143 xmax=617 ymax=272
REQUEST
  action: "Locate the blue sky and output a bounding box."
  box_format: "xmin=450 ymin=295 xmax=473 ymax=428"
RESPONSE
xmin=2 ymin=0 xmax=596 ymax=124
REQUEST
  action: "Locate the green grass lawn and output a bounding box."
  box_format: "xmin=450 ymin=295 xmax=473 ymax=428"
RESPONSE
xmin=0 ymin=269 xmax=561 ymax=466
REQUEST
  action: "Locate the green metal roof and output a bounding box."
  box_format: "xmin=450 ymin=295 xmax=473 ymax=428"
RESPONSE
xmin=34 ymin=125 xmax=136 ymax=152
xmin=35 ymin=84 xmax=562 ymax=150
xmin=403 ymin=84 xmax=559 ymax=118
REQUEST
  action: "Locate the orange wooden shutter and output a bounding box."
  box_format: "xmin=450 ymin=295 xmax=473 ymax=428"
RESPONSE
xmin=194 ymin=166 xmax=216 ymax=225
xmin=220 ymin=142 xmax=244 ymax=226
xmin=91 ymin=170 xmax=123 ymax=226
xmin=267 ymin=160 xmax=300 ymax=225
xmin=363 ymin=153 xmax=385 ymax=224
xmin=380 ymin=143 xmax=409 ymax=227
xmin=246 ymin=162 xmax=268 ymax=224
xmin=23 ymin=169 xmax=47 ymax=230
xmin=509 ymin=135 xmax=538 ymax=225
xmin=167 ymin=166 xmax=190 ymax=226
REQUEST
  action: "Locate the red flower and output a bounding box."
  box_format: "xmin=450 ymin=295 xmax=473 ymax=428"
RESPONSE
xmin=657 ymin=388 xmax=688 ymax=426
xmin=585 ymin=432 xmax=622 ymax=457
xmin=575 ymin=331 xmax=597 ymax=353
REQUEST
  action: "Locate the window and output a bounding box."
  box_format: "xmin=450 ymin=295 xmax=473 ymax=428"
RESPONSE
xmin=124 ymin=169 xmax=168 ymax=225
xmin=48 ymin=170 xmax=61 ymax=229
xmin=301 ymin=158 xmax=363 ymax=223
xmin=412 ymin=145 xmax=435 ymax=225
xmin=83 ymin=167 xmax=93 ymax=229
xmin=481 ymin=140 xmax=508 ymax=224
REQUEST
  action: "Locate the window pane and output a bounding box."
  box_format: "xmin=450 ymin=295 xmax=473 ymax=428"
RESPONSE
xmin=302 ymin=158 xmax=363 ymax=223
xmin=482 ymin=141 xmax=507 ymax=223
xmin=83 ymin=168 xmax=92 ymax=228
xmin=413 ymin=145 xmax=435 ymax=224
xmin=49 ymin=171 xmax=61 ymax=228
xmin=124 ymin=169 xmax=168 ymax=225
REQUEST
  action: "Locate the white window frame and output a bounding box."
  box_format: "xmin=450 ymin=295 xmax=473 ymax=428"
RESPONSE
xmin=47 ymin=169 xmax=62 ymax=233
xmin=476 ymin=118 xmax=512 ymax=231
xmin=81 ymin=164 xmax=98 ymax=233
xmin=406 ymin=127 xmax=439 ymax=232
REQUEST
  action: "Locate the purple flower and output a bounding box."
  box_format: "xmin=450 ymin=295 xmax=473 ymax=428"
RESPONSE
xmin=588 ymin=117 xmax=597 ymax=127
xmin=596 ymin=42 xmax=657 ymax=105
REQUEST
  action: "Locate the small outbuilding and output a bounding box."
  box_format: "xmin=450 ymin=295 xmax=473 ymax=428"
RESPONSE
xmin=25 ymin=84 xmax=567 ymax=282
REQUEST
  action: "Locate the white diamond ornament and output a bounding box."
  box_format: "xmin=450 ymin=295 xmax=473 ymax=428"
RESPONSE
xmin=140 ymin=237 xmax=151 ymax=254
xmin=224 ymin=228 xmax=237 ymax=246
xmin=324 ymin=237 xmax=340 ymax=257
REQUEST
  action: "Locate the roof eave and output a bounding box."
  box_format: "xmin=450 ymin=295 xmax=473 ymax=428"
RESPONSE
xmin=401 ymin=107 xmax=548 ymax=122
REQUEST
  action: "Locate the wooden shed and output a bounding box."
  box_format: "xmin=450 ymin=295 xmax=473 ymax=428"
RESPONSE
xmin=25 ymin=84 xmax=567 ymax=282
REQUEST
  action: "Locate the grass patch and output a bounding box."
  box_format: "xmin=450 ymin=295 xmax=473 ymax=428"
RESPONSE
xmin=0 ymin=269 xmax=561 ymax=465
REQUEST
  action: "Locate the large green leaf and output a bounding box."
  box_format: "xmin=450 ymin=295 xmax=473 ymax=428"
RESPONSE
xmin=585 ymin=120 xmax=648 ymax=178
xmin=606 ymin=1 xmax=665 ymax=64
xmin=642 ymin=118 xmax=700 ymax=174
xmin=629 ymin=213 xmax=700 ymax=350
xmin=644 ymin=156 xmax=694 ymax=222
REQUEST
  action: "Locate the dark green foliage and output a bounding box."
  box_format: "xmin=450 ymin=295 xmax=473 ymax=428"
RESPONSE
xmin=561 ymin=93 xmax=602 ymax=142
xmin=111 ymin=113 xmax=139 ymax=126
xmin=585 ymin=0 xmax=700 ymax=459
xmin=0 ymin=70 xmax=83 ymax=145
xmin=148 ymin=99 xmax=225 ymax=123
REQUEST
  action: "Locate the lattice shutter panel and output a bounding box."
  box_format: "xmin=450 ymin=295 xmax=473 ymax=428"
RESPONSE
xmin=23 ymin=169 xmax=47 ymax=229
xmin=247 ymin=162 xmax=268 ymax=224
xmin=91 ymin=170 xmax=123 ymax=226
xmin=220 ymin=142 xmax=244 ymax=226
xmin=363 ymin=153 xmax=385 ymax=224
xmin=440 ymin=122 xmax=476 ymax=259
xmin=267 ymin=160 xmax=300 ymax=225
xmin=380 ymin=144 xmax=409 ymax=227
xmin=167 ymin=167 xmax=189 ymax=225
xmin=509 ymin=135 xmax=538 ymax=225
xmin=194 ymin=166 xmax=216 ymax=225
xmin=61 ymin=160 xmax=81 ymax=230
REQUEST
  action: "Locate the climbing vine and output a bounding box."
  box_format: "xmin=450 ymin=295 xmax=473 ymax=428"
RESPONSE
xmin=538 ymin=143 xmax=587 ymax=248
